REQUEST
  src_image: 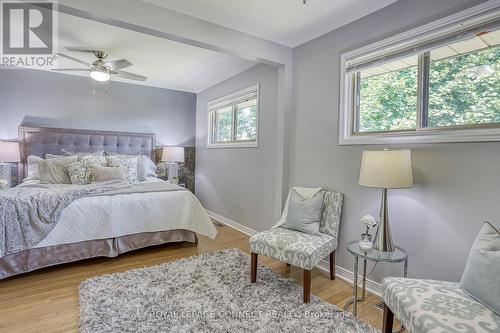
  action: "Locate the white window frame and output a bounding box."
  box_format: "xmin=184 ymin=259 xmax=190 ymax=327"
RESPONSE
xmin=339 ymin=1 xmax=500 ymax=145
xmin=207 ymin=85 xmax=259 ymax=148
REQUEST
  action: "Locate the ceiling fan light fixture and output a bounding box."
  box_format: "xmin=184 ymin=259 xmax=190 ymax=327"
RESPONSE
xmin=90 ymin=67 xmax=111 ymax=82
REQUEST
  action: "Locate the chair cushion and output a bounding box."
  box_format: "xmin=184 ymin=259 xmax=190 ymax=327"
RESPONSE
xmin=383 ymin=277 xmax=500 ymax=333
xmin=249 ymin=227 xmax=335 ymax=270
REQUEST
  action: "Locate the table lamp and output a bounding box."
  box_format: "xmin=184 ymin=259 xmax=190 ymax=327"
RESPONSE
xmin=359 ymin=149 xmax=413 ymax=252
xmin=0 ymin=141 xmax=21 ymax=189
xmin=161 ymin=146 xmax=185 ymax=182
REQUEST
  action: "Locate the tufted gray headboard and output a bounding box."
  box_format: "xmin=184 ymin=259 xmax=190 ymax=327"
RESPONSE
xmin=18 ymin=126 xmax=156 ymax=180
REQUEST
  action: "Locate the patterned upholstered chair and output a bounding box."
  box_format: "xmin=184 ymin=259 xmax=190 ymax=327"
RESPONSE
xmin=382 ymin=278 xmax=500 ymax=333
xmin=249 ymin=190 xmax=343 ymax=303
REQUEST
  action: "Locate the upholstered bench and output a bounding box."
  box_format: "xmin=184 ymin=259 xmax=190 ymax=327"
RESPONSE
xmin=382 ymin=277 xmax=500 ymax=333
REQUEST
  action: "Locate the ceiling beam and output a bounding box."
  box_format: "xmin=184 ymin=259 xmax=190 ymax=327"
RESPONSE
xmin=57 ymin=0 xmax=292 ymax=67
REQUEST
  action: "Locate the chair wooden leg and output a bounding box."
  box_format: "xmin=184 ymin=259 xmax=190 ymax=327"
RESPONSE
xmin=382 ymin=304 xmax=394 ymax=333
xmin=251 ymin=253 xmax=258 ymax=283
xmin=303 ymin=269 xmax=311 ymax=303
xmin=329 ymin=250 xmax=336 ymax=280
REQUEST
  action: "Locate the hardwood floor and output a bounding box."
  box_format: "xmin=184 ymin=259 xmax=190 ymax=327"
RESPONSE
xmin=0 ymin=224 xmax=402 ymax=332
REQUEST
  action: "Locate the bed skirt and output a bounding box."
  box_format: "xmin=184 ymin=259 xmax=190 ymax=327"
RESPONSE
xmin=0 ymin=230 xmax=198 ymax=280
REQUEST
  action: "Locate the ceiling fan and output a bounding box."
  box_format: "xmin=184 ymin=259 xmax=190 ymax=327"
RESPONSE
xmin=52 ymin=47 xmax=147 ymax=82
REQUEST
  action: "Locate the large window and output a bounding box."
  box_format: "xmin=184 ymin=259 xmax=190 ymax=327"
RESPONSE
xmin=208 ymin=85 xmax=259 ymax=148
xmin=340 ymin=3 xmax=500 ymax=144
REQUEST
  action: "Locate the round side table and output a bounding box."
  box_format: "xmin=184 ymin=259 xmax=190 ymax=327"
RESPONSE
xmin=344 ymin=241 xmax=408 ymax=331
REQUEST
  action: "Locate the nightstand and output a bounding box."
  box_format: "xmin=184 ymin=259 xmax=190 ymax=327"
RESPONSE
xmin=158 ymin=177 xmax=186 ymax=189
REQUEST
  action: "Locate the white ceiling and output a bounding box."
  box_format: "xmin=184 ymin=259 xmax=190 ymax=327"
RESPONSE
xmin=141 ymin=0 xmax=399 ymax=47
xmin=48 ymin=12 xmax=257 ymax=92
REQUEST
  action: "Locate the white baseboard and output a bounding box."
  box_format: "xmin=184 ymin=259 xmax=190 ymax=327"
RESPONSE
xmin=316 ymin=259 xmax=382 ymax=296
xmin=206 ymin=210 xmax=382 ymax=297
xmin=206 ymin=210 xmax=258 ymax=237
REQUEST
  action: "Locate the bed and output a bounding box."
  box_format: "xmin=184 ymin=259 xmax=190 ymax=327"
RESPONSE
xmin=0 ymin=126 xmax=216 ymax=279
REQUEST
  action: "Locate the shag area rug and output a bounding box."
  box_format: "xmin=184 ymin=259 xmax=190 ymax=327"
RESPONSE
xmin=79 ymin=248 xmax=379 ymax=333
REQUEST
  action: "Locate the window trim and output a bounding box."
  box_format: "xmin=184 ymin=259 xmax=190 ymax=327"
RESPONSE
xmin=339 ymin=1 xmax=500 ymax=145
xmin=207 ymin=84 xmax=259 ymax=148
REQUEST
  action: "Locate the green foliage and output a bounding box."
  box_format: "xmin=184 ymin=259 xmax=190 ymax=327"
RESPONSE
xmin=429 ymin=47 xmax=500 ymax=127
xmin=359 ymin=67 xmax=418 ymax=132
xmin=215 ymin=107 xmax=233 ymax=142
xmin=214 ymin=103 xmax=257 ymax=142
xmin=236 ymin=105 xmax=257 ymax=140
xmin=358 ymin=46 xmax=499 ymax=132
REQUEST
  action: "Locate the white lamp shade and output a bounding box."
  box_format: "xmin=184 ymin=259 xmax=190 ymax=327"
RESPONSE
xmin=161 ymin=146 xmax=185 ymax=163
xmin=0 ymin=141 xmax=21 ymax=163
xmin=359 ymin=149 xmax=413 ymax=189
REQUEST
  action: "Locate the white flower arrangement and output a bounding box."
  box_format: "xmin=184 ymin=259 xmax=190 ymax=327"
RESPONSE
xmin=360 ymin=214 xmax=377 ymax=234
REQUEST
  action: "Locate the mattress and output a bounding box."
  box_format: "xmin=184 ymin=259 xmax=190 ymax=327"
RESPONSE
xmin=20 ymin=177 xmax=217 ymax=248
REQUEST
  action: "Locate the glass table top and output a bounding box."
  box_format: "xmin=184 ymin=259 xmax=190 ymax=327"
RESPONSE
xmin=347 ymin=241 xmax=408 ymax=263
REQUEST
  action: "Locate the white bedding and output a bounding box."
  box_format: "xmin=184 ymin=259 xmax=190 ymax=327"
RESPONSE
xmin=21 ymin=178 xmax=217 ymax=248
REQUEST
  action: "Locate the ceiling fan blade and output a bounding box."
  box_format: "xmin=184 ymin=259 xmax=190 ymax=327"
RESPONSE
xmin=51 ymin=68 xmax=90 ymax=72
xmin=105 ymin=59 xmax=133 ymax=70
xmin=65 ymin=46 xmax=106 ymax=54
xmin=56 ymin=53 xmax=90 ymax=67
xmin=115 ymin=70 xmax=147 ymax=82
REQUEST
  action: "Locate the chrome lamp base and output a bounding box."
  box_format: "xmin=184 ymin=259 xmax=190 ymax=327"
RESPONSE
xmin=373 ymin=188 xmax=395 ymax=252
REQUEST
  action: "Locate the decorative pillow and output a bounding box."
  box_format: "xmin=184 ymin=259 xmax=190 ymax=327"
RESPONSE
xmin=25 ymin=155 xmax=43 ymax=180
xmin=91 ymin=166 xmax=127 ymax=183
xmin=106 ymin=156 xmax=138 ymax=183
xmin=105 ymin=153 xmax=153 ymax=181
xmin=284 ymin=190 xmax=325 ymax=235
xmin=459 ymin=222 xmax=500 ymax=316
xmin=67 ymin=155 xmax=107 ymax=185
xmin=38 ymin=156 xmax=78 ymax=184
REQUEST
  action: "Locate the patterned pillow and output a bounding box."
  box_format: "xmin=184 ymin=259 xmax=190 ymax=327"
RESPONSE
xmin=105 ymin=154 xmax=153 ymax=181
xmin=106 ymin=156 xmax=138 ymax=183
xmin=67 ymin=155 xmax=107 ymax=185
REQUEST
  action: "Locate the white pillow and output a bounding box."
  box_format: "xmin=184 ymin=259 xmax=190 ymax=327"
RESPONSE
xmin=38 ymin=156 xmax=78 ymax=184
xmin=143 ymin=156 xmax=157 ymax=177
xmin=46 ymin=150 xmax=104 ymax=160
xmin=25 ymin=155 xmax=43 ymax=181
xmin=91 ymin=166 xmax=127 ymax=183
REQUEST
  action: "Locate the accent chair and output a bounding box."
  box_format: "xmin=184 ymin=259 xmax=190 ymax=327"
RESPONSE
xmin=249 ymin=190 xmax=343 ymax=303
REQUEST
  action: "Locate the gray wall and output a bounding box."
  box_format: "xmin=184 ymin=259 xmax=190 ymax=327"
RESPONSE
xmin=291 ymin=0 xmax=497 ymax=283
xmin=196 ymin=64 xmax=279 ymax=231
xmin=0 ymin=69 xmax=196 ymax=146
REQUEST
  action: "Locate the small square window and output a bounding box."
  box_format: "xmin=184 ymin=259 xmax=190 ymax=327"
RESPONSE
xmin=208 ymin=85 xmax=259 ymax=148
